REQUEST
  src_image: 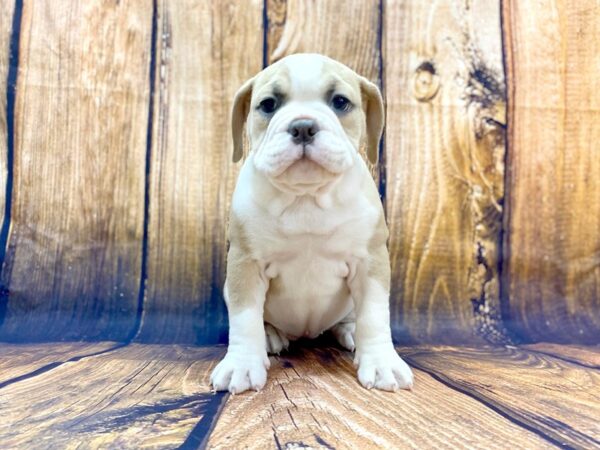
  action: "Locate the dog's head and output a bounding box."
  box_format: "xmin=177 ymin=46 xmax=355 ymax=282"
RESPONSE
xmin=231 ymin=54 xmax=384 ymax=190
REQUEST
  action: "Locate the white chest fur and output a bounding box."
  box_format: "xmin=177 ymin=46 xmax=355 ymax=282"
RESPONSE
xmin=230 ymin=155 xmax=379 ymax=340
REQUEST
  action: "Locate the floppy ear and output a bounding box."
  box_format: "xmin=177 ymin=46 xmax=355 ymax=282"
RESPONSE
xmin=360 ymin=77 xmax=385 ymax=164
xmin=231 ymin=77 xmax=254 ymax=163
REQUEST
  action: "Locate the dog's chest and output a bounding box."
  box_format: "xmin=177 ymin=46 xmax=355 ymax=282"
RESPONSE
xmin=256 ymin=197 xmax=374 ymax=338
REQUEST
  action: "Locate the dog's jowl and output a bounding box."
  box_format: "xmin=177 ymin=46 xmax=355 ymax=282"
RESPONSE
xmin=210 ymin=54 xmax=413 ymax=393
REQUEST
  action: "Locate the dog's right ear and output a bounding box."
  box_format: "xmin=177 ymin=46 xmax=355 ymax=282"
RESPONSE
xmin=231 ymin=77 xmax=254 ymax=163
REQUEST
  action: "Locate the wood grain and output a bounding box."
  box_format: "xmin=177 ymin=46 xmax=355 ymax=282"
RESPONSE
xmin=267 ymin=0 xmax=381 ymax=178
xmin=385 ymin=0 xmax=508 ymax=344
xmin=267 ymin=0 xmax=379 ymax=81
xmin=0 ymin=0 xmax=14 ymax=237
xmin=0 ymin=1 xmax=153 ymax=341
xmin=2 ymin=343 xmax=598 ymax=447
xmin=208 ymin=346 xmax=551 ymax=449
xmin=503 ymin=0 xmax=600 ymax=343
xmin=523 ymin=343 xmax=600 ymax=369
xmin=0 ymin=342 xmax=115 ymax=385
xmin=403 ymin=346 xmax=600 ymax=448
xmin=0 ymin=344 xmax=227 ymax=449
xmin=137 ymin=0 xmax=263 ymax=344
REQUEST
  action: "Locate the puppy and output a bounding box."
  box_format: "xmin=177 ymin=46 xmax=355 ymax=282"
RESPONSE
xmin=211 ymin=54 xmax=413 ymax=393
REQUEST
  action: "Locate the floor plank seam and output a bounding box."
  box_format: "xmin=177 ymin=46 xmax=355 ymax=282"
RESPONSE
xmin=177 ymin=391 xmax=229 ymax=450
xmin=403 ymin=356 xmax=570 ymax=449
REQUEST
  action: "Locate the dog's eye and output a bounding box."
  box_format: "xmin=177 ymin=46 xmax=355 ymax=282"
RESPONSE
xmin=258 ymin=97 xmax=278 ymax=114
xmin=331 ymin=95 xmax=352 ymax=113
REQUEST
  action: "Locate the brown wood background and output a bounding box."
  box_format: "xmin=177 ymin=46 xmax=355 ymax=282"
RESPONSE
xmin=0 ymin=0 xmax=597 ymax=345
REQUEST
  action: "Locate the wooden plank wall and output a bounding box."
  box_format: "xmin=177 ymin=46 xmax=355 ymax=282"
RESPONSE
xmin=137 ymin=0 xmax=263 ymax=344
xmin=0 ymin=0 xmax=597 ymax=345
xmin=0 ymin=1 xmax=152 ymax=341
xmin=503 ymin=0 xmax=600 ymax=343
xmin=386 ymin=0 xmax=507 ymax=344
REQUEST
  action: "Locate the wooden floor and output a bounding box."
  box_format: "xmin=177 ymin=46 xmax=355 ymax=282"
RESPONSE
xmin=0 ymin=342 xmax=598 ymax=449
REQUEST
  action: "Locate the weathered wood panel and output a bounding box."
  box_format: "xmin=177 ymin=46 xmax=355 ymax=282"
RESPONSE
xmin=503 ymin=0 xmax=600 ymax=343
xmin=0 ymin=344 xmax=227 ymax=449
xmin=208 ymin=346 xmax=551 ymax=449
xmin=0 ymin=0 xmax=15 ymax=241
xmin=0 ymin=342 xmax=115 ymax=386
xmin=137 ymin=0 xmax=263 ymax=343
xmin=385 ymin=0 xmax=507 ymax=344
xmin=267 ymin=0 xmax=381 ymax=179
xmin=0 ymin=1 xmax=152 ymax=341
xmin=403 ymin=346 xmax=600 ymax=448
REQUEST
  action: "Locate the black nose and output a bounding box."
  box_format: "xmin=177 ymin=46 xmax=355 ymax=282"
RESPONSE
xmin=287 ymin=119 xmax=319 ymax=144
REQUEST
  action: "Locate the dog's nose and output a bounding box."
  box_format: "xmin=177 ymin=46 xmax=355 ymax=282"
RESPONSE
xmin=287 ymin=119 xmax=319 ymax=145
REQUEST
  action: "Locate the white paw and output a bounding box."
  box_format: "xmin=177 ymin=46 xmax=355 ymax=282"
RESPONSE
xmin=265 ymin=323 xmax=289 ymax=355
xmin=354 ymin=345 xmax=413 ymax=391
xmin=210 ymin=350 xmax=270 ymax=394
xmin=331 ymin=322 xmax=355 ymax=351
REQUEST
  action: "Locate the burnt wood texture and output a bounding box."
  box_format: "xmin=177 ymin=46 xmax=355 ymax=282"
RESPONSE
xmin=0 ymin=0 xmax=597 ymax=345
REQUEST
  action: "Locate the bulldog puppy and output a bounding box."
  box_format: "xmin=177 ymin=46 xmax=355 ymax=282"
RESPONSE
xmin=211 ymin=54 xmax=413 ymax=393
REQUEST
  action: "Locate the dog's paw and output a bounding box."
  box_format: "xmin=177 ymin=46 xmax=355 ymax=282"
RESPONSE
xmin=354 ymin=345 xmax=413 ymax=391
xmin=265 ymin=323 xmax=289 ymax=355
xmin=210 ymin=350 xmax=270 ymax=394
xmin=331 ymin=321 xmax=355 ymax=351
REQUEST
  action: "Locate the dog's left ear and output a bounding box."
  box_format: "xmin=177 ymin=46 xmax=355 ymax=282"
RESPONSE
xmin=231 ymin=77 xmax=254 ymax=163
xmin=359 ymin=77 xmax=385 ymax=164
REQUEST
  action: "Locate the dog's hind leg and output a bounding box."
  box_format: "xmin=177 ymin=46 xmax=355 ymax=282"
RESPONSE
xmin=265 ymin=322 xmax=290 ymax=355
xmin=331 ymin=313 xmax=356 ymax=352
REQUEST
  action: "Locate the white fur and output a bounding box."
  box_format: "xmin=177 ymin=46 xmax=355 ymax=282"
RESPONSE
xmin=236 ymin=152 xmax=375 ymax=339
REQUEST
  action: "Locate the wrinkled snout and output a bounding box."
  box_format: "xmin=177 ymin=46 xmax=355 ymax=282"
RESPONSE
xmin=252 ymin=102 xmax=356 ymax=180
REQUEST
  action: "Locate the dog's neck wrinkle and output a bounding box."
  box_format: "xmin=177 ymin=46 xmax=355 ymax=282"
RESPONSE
xmin=279 ymin=194 xmax=326 ymax=216
xmin=267 ymin=173 xmax=358 ymax=217
xmin=266 ymin=190 xmax=332 ymax=218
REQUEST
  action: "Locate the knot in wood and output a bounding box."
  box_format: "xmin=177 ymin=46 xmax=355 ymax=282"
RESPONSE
xmin=413 ymin=61 xmax=440 ymax=102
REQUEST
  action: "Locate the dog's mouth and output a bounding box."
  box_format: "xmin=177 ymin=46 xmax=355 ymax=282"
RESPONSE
xmin=270 ymin=156 xmax=338 ymax=193
xmin=286 ymin=156 xmax=335 ymax=178
xmin=292 ymin=142 xmax=347 ymax=173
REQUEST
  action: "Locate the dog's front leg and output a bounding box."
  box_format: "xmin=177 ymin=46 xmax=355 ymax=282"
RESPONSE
xmin=211 ymin=247 xmax=270 ymax=393
xmin=348 ymin=245 xmax=414 ymax=391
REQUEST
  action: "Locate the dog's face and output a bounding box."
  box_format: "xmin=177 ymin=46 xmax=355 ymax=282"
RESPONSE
xmin=231 ymin=54 xmax=384 ymax=190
